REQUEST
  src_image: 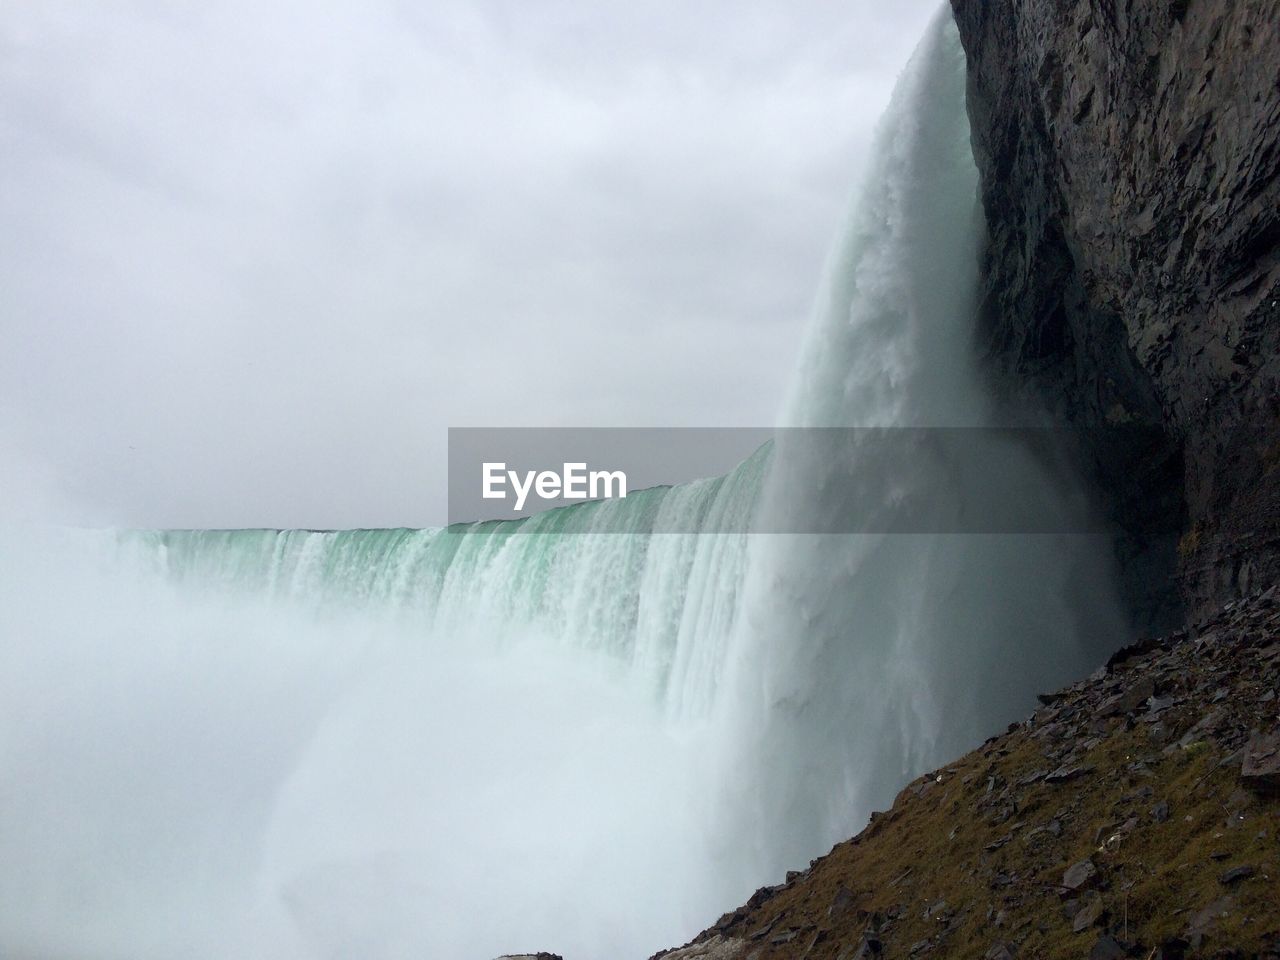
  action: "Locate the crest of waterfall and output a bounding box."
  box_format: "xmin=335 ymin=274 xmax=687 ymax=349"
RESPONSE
xmin=132 ymin=437 xmax=771 ymax=719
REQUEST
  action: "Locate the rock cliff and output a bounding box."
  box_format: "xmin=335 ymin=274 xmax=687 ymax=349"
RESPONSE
xmin=948 ymin=0 xmax=1280 ymax=627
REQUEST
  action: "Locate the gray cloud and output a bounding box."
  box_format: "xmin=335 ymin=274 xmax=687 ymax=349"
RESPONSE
xmin=0 ymin=0 xmax=942 ymax=528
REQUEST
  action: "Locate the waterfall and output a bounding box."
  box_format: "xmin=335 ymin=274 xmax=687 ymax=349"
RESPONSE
xmin=0 ymin=9 xmax=1123 ymax=960
xmin=715 ymin=9 xmax=1124 ymax=877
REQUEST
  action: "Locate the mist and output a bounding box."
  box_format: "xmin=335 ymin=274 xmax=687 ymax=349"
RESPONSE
xmin=1 ymin=0 xmax=941 ymax=529
xmin=0 ymin=528 xmax=741 ymax=959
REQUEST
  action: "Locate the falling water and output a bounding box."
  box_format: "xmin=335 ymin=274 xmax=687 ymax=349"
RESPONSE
xmin=716 ymin=11 xmax=1123 ymax=878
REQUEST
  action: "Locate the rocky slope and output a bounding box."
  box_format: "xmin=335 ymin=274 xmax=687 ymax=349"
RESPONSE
xmin=651 ymin=585 xmax=1280 ymax=959
xmin=947 ymin=0 xmax=1280 ymax=629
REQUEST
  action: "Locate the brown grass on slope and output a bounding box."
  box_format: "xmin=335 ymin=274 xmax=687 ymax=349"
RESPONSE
xmin=655 ymin=587 xmax=1280 ymax=960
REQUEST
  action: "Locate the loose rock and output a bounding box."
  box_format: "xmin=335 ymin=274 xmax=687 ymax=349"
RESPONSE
xmin=1241 ymin=729 xmax=1280 ymax=794
xmin=1088 ymin=936 xmax=1129 ymax=960
xmin=1062 ymin=858 xmax=1098 ymax=894
xmin=1219 ymin=864 xmax=1256 ymax=885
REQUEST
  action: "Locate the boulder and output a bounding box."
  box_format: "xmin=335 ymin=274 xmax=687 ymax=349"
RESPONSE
xmin=1089 ymin=936 xmax=1129 ymax=960
xmin=1219 ymin=864 xmax=1256 ymax=885
xmin=1062 ymin=858 xmax=1099 ymax=894
xmin=654 ymin=937 xmax=749 ymax=960
xmin=1241 ymin=729 xmax=1280 ymax=793
xmin=1072 ymin=893 xmax=1105 ymax=934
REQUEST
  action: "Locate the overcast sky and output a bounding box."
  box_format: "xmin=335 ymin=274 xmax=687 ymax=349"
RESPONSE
xmin=1 ymin=0 xmax=941 ymax=528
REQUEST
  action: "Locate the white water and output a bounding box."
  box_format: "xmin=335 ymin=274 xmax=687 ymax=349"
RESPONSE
xmin=0 ymin=10 xmax=1124 ymax=960
xmin=716 ymin=10 xmax=1125 ymax=878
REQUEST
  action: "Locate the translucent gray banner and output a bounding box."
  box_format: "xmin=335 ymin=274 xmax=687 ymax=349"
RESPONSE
xmin=446 ymin=426 xmax=1126 ymax=534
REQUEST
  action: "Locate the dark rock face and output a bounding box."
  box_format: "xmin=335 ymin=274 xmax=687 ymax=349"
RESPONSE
xmin=949 ymin=0 xmax=1280 ymax=626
